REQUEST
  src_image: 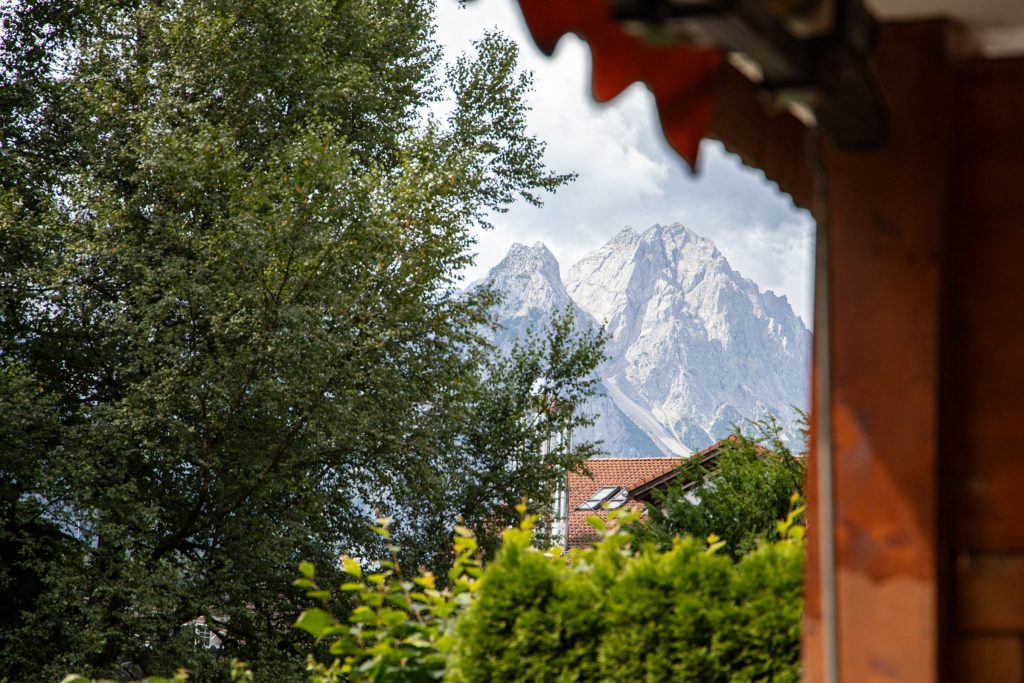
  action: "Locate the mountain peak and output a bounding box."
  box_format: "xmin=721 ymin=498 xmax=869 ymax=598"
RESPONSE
xmin=600 ymin=226 xmax=638 ymax=248
xmin=507 ymin=240 xmax=554 ymax=255
xmin=478 ymin=241 xmax=571 ymax=324
xmin=565 ymin=222 xmax=728 ymax=326
xmin=642 ymin=222 xmax=719 ymax=257
xmin=499 ymin=241 xmax=560 ymax=275
xmin=563 ymin=222 xmax=810 ymax=450
xmin=648 ymin=221 xmax=693 ymax=237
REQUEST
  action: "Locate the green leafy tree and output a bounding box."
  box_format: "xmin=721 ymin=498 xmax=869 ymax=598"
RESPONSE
xmin=0 ymin=1 xmax=598 ymax=679
xmin=632 ymin=417 xmax=807 ymax=560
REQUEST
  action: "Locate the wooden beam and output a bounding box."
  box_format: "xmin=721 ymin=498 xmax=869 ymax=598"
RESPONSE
xmin=617 ymin=0 xmax=888 ymax=149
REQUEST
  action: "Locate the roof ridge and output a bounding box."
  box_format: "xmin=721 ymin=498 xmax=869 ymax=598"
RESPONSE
xmin=582 ymin=456 xmax=684 ymax=460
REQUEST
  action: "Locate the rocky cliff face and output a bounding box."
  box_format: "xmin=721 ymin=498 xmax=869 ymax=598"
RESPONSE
xmin=477 ymin=224 xmax=811 ymax=455
xmin=472 ymin=242 xmax=579 ymax=350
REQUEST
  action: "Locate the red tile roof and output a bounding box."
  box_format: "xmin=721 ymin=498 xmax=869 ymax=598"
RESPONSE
xmin=566 ymin=457 xmax=683 ymax=549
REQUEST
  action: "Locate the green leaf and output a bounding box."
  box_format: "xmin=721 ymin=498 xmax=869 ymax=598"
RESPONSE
xmin=378 ymin=608 xmax=407 ymax=627
xmin=341 ymin=556 xmax=362 ymax=578
xmin=386 ymin=593 xmax=410 ymax=610
xmin=329 ymin=638 xmax=359 ymax=656
xmin=294 ymin=608 xmax=336 ymax=638
xmin=298 ymin=561 xmax=316 ymax=579
xmin=350 ymin=606 xmax=376 ymax=623
xmin=413 ymin=574 xmax=436 ymax=590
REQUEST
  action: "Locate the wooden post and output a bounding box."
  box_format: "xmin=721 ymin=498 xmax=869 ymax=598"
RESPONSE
xmin=946 ymin=53 xmax=1024 ymax=683
xmin=804 ymin=21 xmax=955 ymax=683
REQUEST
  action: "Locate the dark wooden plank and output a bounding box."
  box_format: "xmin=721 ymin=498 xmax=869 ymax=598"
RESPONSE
xmin=958 ymin=454 xmax=1024 ymax=548
xmin=951 ymin=636 xmax=1023 ymax=683
xmin=948 ymin=55 xmax=1024 ymax=555
xmin=958 ymin=159 xmax=1024 ymax=212
xmin=956 ymin=555 xmax=1024 ymax=632
xmin=955 ymin=57 xmax=1024 ymax=161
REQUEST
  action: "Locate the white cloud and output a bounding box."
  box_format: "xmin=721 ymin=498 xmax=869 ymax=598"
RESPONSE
xmin=434 ymin=0 xmax=816 ymax=324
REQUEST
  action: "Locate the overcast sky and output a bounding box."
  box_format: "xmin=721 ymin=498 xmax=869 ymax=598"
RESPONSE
xmin=435 ymin=1 xmax=816 ymax=325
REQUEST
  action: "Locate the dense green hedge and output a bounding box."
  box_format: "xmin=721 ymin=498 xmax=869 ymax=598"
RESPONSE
xmin=447 ymin=518 xmax=803 ymax=683
xmin=64 ymin=512 xmax=804 ymax=682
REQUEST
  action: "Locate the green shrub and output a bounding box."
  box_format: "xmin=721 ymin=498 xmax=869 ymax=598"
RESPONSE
xmin=717 ymin=541 xmax=804 ymax=682
xmin=448 ymin=508 xmax=804 ymax=683
xmin=445 ymin=528 xmax=608 ymax=683
xmin=63 ymin=508 xmax=804 ymax=682
xmin=634 ymin=417 xmax=807 ymax=560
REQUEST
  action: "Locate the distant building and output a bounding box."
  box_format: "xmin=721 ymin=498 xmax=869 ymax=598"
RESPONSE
xmin=186 ymin=615 xmax=223 ymax=651
xmin=628 ymin=437 xmax=734 ymax=504
xmin=563 ymin=439 xmax=731 ymax=549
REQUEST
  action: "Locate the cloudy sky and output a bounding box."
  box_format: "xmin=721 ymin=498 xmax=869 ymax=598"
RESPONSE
xmin=435 ymin=1 xmax=816 ymax=325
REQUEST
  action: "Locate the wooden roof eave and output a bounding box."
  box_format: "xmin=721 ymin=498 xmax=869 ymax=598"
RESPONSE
xmin=708 ymin=61 xmax=817 ymax=215
xmin=513 ymin=0 xmax=888 ymax=216
xmin=516 ymin=0 xmax=724 ymax=167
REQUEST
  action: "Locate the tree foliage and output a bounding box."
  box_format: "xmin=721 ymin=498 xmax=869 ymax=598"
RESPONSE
xmin=631 ymin=417 xmax=807 ymax=560
xmin=0 ymin=1 xmax=597 ymax=679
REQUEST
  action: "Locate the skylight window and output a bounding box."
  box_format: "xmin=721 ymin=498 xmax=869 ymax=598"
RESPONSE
xmin=606 ymin=488 xmax=628 ymax=509
xmin=578 ymin=486 xmax=628 ymax=511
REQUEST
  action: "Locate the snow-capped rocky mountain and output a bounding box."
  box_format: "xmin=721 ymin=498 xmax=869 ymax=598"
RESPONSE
xmin=477 ymin=223 xmax=811 ymax=456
